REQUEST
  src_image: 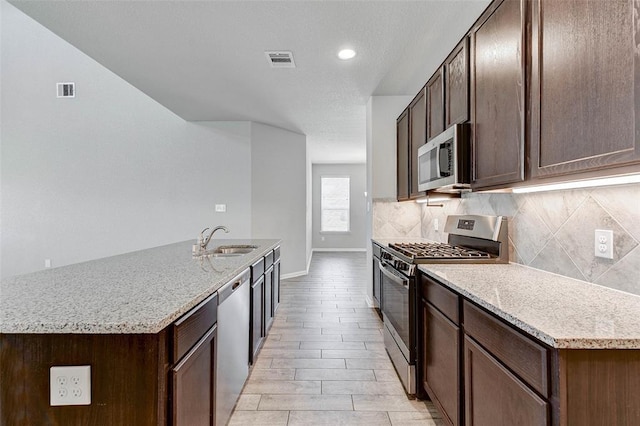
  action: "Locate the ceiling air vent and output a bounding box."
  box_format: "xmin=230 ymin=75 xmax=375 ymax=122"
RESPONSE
xmin=265 ymin=51 xmax=296 ymax=68
xmin=56 ymin=82 xmax=75 ymax=98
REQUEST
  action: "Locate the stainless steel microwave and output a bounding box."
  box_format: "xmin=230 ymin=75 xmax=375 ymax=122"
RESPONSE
xmin=417 ymin=123 xmax=471 ymax=193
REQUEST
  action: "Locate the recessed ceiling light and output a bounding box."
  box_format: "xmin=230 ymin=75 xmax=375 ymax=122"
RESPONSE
xmin=338 ymin=49 xmax=356 ymax=60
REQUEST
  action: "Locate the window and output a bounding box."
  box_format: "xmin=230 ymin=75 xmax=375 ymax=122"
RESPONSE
xmin=321 ymin=176 xmax=350 ymax=232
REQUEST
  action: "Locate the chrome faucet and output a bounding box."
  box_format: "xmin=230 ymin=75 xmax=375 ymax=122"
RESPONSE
xmin=199 ymin=225 xmax=229 ymax=251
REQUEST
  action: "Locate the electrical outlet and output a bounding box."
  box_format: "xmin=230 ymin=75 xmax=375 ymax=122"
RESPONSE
xmin=434 ymin=219 xmax=439 ymax=231
xmin=594 ymin=229 xmax=614 ymax=260
xmin=50 ymin=365 xmax=91 ymax=406
xmin=45 ymin=259 xmax=52 ymax=268
xmin=215 ymin=204 xmax=226 ymax=213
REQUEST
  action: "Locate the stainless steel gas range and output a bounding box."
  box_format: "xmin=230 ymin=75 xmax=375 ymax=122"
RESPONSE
xmin=378 ymin=215 xmax=509 ymax=396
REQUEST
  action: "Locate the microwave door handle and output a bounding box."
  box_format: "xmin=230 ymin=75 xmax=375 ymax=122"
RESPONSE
xmin=435 ymin=144 xmax=442 ymax=178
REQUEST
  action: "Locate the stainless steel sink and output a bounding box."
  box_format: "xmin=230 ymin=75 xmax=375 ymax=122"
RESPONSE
xmin=211 ymin=245 xmax=258 ymax=255
xmin=195 ymin=245 xmax=258 ymax=257
xmin=193 ymin=245 xmax=258 ymax=258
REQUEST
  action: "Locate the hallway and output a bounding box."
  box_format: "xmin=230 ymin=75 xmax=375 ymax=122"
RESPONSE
xmin=229 ymin=252 xmax=442 ymax=425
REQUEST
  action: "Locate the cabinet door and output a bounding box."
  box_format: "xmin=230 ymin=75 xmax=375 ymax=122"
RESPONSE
xmin=172 ymin=325 xmax=217 ymax=426
xmin=409 ymin=88 xmax=427 ymax=199
xmin=530 ymin=0 xmax=639 ymax=179
xmin=470 ymin=0 xmax=525 ymax=190
xmin=264 ymin=265 xmax=274 ymax=333
xmin=464 ymin=335 xmax=548 ymax=426
xmin=250 ymin=276 xmax=264 ymax=363
xmin=372 ymin=257 xmax=381 ymax=308
xmin=273 ymin=260 xmax=280 ymax=314
xmin=423 ymin=303 xmax=460 ymax=426
xmin=427 ymin=69 xmax=445 ymax=140
xmin=397 ymin=109 xmax=410 ymax=201
xmin=446 ymin=38 xmax=470 ymax=127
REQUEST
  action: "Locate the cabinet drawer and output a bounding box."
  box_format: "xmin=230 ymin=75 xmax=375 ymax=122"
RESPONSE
xmin=463 ymin=300 xmax=549 ymax=397
xmin=251 ymin=257 xmax=265 ymax=282
xmin=273 ymin=246 xmax=281 ymax=262
xmin=172 ymin=292 xmax=218 ymax=362
xmin=264 ymin=251 xmax=274 ymax=268
xmin=421 ymin=274 xmax=459 ymax=324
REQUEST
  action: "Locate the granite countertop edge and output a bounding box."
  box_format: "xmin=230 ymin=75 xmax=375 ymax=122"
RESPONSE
xmin=0 ymin=239 xmax=281 ymax=335
xmin=418 ymin=264 xmax=640 ymax=350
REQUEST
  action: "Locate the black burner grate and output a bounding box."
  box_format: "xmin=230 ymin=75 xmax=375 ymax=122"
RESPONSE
xmin=389 ymin=242 xmax=492 ymax=260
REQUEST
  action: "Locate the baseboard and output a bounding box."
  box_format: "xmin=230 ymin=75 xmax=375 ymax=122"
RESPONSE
xmin=281 ymin=249 xmax=366 ymax=280
xmin=282 ymin=270 xmax=308 ymax=280
xmin=312 ymin=248 xmax=367 ymax=252
xmin=365 ymin=294 xmax=377 ymax=308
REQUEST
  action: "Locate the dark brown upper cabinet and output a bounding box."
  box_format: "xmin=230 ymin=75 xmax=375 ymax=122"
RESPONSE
xmin=529 ymin=0 xmax=640 ymax=181
xmin=445 ymin=37 xmax=470 ymax=127
xmin=470 ymin=0 xmax=526 ymax=190
xmin=409 ymin=88 xmax=427 ymax=199
xmin=397 ymin=108 xmax=410 ymax=201
xmin=427 ymin=69 xmax=445 ymax=141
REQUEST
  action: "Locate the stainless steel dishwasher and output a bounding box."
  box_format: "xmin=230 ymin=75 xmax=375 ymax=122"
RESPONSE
xmin=216 ymin=269 xmax=250 ymax=426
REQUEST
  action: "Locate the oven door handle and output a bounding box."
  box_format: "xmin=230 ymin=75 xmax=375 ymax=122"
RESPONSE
xmin=380 ymin=262 xmax=409 ymax=289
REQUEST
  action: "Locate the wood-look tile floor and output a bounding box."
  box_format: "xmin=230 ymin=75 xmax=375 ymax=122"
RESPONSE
xmin=229 ymin=252 xmax=443 ymax=426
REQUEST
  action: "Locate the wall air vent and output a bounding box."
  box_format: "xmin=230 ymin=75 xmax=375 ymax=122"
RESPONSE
xmin=56 ymin=82 xmax=75 ymax=98
xmin=265 ymin=51 xmax=296 ymax=68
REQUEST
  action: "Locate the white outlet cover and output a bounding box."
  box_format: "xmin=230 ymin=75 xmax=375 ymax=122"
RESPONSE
xmin=50 ymin=365 xmax=91 ymax=406
xmin=215 ymin=204 xmax=227 ymax=213
xmin=594 ymin=229 xmax=614 ymax=260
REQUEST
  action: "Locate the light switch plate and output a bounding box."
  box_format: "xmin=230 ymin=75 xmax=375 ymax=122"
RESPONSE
xmin=594 ymin=229 xmax=613 ymax=260
xmin=215 ymin=204 xmax=226 ymax=213
xmin=50 ymin=365 xmax=91 ymax=406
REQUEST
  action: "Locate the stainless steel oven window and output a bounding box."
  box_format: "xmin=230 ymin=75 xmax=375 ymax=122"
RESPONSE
xmin=380 ymin=263 xmax=411 ymax=352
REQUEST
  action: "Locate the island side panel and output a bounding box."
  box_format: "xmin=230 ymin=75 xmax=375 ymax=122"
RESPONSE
xmin=558 ymin=349 xmax=640 ymax=426
xmin=0 ymin=332 xmax=169 ymax=426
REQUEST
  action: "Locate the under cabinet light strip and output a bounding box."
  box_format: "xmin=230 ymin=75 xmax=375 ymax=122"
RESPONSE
xmin=415 ymin=196 xmax=454 ymax=204
xmin=512 ymin=174 xmax=640 ymax=194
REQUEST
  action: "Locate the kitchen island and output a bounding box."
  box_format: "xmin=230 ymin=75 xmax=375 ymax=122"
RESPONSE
xmin=418 ymin=263 xmax=640 ymax=425
xmin=0 ymin=239 xmax=280 ymax=425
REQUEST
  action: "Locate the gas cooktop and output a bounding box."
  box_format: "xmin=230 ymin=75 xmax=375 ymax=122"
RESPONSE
xmin=388 ymin=242 xmax=492 ymax=260
xmin=381 ymin=215 xmax=509 ymax=265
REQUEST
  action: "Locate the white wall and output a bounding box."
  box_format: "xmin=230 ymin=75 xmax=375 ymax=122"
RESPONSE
xmin=306 ymin=147 xmax=313 ymax=273
xmin=0 ymin=2 xmax=254 ymax=278
xmin=312 ymin=164 xmax=366 ymax=250
xmin=369 ymin=96 xmax=413 ymax=200
xmin=250 ymin=122 xmax=307 ymax=277
xmin=364 ymin=95 xmax=413 ymax=302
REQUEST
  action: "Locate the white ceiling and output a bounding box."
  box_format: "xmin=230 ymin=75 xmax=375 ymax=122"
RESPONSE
xmin=9 ymin=0 xmax=490 ymax=163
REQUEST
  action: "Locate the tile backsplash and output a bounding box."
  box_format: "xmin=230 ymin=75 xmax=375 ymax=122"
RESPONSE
xmin=372 ymin=199 xmax=422 ymax=238
xmin=373 ymin=183 xmax=640 ymax=296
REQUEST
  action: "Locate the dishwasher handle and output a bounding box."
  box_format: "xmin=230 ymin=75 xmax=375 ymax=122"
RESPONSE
xmin=218 ymin=269 xmax=250 ymax=304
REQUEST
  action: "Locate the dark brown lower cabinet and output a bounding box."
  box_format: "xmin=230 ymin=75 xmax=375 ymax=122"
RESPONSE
xmin=0 ymin=333 xmax=170 ymax=426
xmin=419 ymin=272 xmax=640 ymax=425
xmin=172 ymin=325 xmax=217 ymax=426
xmin=423 ymin=302 xmax=461 ymax=426
xmin=464 ymin=335 xmax=548 ymax=426
xmin=273 ymin=260 xmax=280 ymax=315
xmin=250 ymin=275 xmax=265 ymax=362
xmin=264 ymin=265 xmax=274 ymax=333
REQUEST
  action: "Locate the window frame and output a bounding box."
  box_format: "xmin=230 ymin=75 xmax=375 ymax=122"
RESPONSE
xmin=320 ymin=175 xmax=351 ymax=234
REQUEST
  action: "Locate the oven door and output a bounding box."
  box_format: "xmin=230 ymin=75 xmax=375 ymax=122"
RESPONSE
xmin=379 ymin=261 xmax=415 ymax=363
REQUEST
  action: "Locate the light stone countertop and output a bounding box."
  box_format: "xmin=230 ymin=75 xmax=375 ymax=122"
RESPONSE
xmin=419 ymin=263 xmax=640 ymax=349
xmin=0 ymin=239 xmax=280 ymax=334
